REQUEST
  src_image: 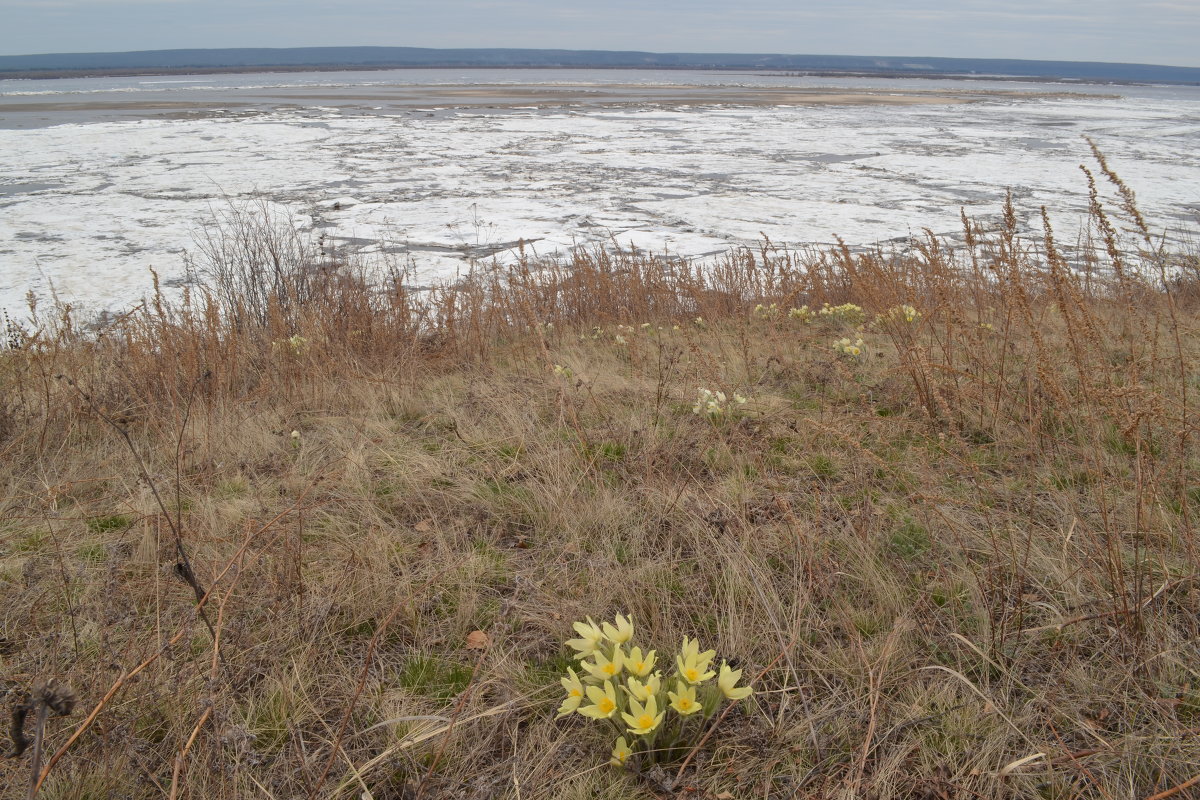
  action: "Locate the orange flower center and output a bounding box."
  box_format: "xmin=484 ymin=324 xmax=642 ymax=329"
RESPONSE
xmin=598 ymin=698 xmax=615 ymax=713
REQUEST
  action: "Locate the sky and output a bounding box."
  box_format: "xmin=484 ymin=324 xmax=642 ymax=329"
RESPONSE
xmin=2 ymin=0 xmax=1198 ymax=68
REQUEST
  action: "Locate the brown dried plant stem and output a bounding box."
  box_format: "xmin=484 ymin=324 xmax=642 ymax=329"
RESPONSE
xmin=25 ymin=703 xmax=49 ymax=800
xmin=167 ymin=565 xmax=236 ymax=799
xmin=1146 ymin=773 xmax=1200 ymax=800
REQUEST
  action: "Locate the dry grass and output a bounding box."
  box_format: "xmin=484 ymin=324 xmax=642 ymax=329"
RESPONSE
xmin=2 ymin=166 xmax=1200 ymax=799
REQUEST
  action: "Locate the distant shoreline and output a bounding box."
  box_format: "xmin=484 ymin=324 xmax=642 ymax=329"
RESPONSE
xmin=0 ymin=64 xmax=1181 ymax=87
xmin=3 ymin=46 xmax=1198 ymax=85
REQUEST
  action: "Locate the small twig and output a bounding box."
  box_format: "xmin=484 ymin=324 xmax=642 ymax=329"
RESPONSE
xmin=26 ymin=703 xmax=49 ymax=800
xmin=168 ymin=706 xmax=212 ymax=800
xmin=448 ymin=416 xmax=472 ymax=445
xmin=1146 ymin=773 xmax=1200 ymax=800
xmin=168 ymin=566 xmax=233 ymax=800
xmin=1049 ymin=748 xmax=1104 ymax=766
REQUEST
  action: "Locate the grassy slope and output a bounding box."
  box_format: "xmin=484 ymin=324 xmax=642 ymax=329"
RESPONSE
xmin=2 ymin=177 xmax=1200 ymax=798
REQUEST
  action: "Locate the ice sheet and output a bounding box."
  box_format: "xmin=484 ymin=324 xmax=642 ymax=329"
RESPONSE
xmin=2 ymin=83 xmax=1199 ymax=318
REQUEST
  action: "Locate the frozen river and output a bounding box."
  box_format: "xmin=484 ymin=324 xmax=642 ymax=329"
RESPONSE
xmin=2 ymin=69 xmax=1199 ymax=317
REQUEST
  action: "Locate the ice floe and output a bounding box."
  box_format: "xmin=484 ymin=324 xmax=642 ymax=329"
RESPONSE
xmin=1 ymin=71 xmax=1199 ymax=317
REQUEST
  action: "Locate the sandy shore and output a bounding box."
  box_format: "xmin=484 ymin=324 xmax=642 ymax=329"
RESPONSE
xmin=0 ymin=84 xmax=1015 ymax=128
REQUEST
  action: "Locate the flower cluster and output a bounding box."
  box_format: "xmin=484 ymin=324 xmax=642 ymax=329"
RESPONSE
xmin=832 ymin=336 xmax=865 ymax=357
xmin=692 ymin=388 xmax=748 ymax=418
xmin=788 ymin=305 xmax=813 ymax=322
xmin=559 ymin=615 xmax=753 ymax=768
xmin=877 ymin=304 xmax=921 ymax=324
xmin=753 ymin=303 xmax=780 ymax=320
xmin=272 ymin=334 xmax=309 ymax=357
xmin=818 ymin=303 xmax=867 ymax=325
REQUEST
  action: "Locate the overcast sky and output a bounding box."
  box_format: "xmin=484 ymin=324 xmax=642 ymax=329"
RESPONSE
xmin=2 ymin=0 xmax=1198 ymax=67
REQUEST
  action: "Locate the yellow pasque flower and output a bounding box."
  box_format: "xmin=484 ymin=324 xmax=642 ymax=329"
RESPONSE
xmin=557 ymin=667 xmax=586 ymax=718
xmin=621 ymin=693 xmax=665 ymax=736
xmin=717 ymin=661 xmax=753 ymax=701
xmin=566 ymin=617 xmax=604 ymax=659
xmin=676 ymin=636 xmax=716 ymax=684
xmin=602 ymin=614 xmax=635 ymax=645
xmin=627 ymin=673 xmax=662 ymax=702
xmin=625 ymin=646 xmax=656 ymax=677
xmin=582 ymin=646 xmax=624 ymax=681
xmin=579 ymin=680 xmax=620 ymax=719
xmin=668 ymin=680 xmax=702 ymax=716
xmin=610 ymin=736 xmax=632 ymax=767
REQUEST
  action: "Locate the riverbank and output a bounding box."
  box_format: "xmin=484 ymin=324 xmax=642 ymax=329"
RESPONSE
xmin=2 ymin=177 xmax=1199 ymax=797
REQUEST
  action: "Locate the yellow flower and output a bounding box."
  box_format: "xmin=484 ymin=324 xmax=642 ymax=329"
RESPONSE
xmin=668 ymin=680 xmax=702 ymax=716
xmin=717 ymin=661 xmax=753 ymax=701
xmin=602 ymin=614 xmax=634 ymax=645
xmin=579 ymin=680 xmax=620 ymax=720
xmin=622 ymin=693 xmax=664 ymax=736
xmin=625 ymin=646 xmax=656 ymax=677
xmin=582 ymin=646 xmax=624 ymax=681
xmin=627 ymin=673 xmax=662 ymax=702
xmin=610 ymin=736 xmax=632 ymax=767
xmin=566 ymin=617 xmax=604 ymax=659
xmin=676 ymin=637 xmax=716 ymax=684
xmin=556 ymin=667 xmax=586 ymax=718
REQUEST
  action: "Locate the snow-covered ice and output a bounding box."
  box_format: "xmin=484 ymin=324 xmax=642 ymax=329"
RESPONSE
xmin=2 ymin=70 xmax=1199 ymax=317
